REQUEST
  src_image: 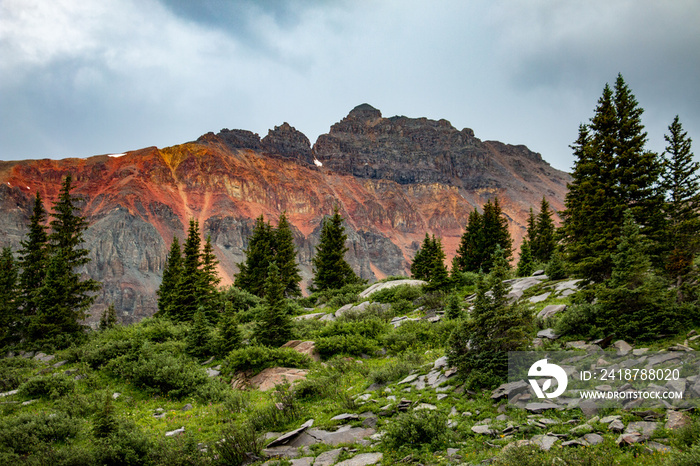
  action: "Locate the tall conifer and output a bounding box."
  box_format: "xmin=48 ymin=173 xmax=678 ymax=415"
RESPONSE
xmin=452 ymin=209 xmax=484 ymax=273
xmin=17 ymin=192 xmax=49 ymax=329
xmin=532 ymin=197 xmax=556 ymax=263
xmin=0 ymin=247 xmax=18 ymax=346
xmin=235 ymin=216 xmax=274 ymax=297
xmin=255 ymin=262 xmax=293 ymax=347
xmin=275 ymin=213 xmax=302 ymax=297
xmin=170 ymin=219 xmax=203 ymax=321
xmin=311 ymin=207 xmax=359 ymax=292
xmin=156 ymin=237 xmax=182 ymax=318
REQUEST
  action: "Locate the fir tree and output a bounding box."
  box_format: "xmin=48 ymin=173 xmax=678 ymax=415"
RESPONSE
xmin=446 ymin=293 xmax=462 ymax=320
xmin=170 ymin=219 xmax=203 ymax=322
xmin=447 ymin=246 xmax=532 ymax=388
xmin=452 ymin=209 xmax=484 ymax=273
xmin=255 ymin=262 xmax=293 ymax=347
xmin=480 ymin=198 xmax=513 ymax=272
xmin=660 ymin=115 xmax=700 ymax=296
xmin=216 ymin=302 xmax=242 ymax=357
xmin=526 ymin=208 xmax=537 ymax=243
xmin=532 ymin=197 xmax=556 ymax=263
xmin=99 ymin=304 xmax=118 ymax=331
xmin=235 ymin=216 xmax=274 ymax=297
xmin=17 ymin=192 xmax=49 ymax=331
xmin=200 ymin=235 xmax=221 ymax=320
xmin=275 ymin=213 xmax=302 ymax=297
xmin=311 ymin=207 xmax=359 ymax=292
xmin=516 ymin=240 xmax=534 ymax=277
xmin=545 ymin=249 xmax=567 ymax=280
xmin=411 ymin=233 xmax=434 ymax=280
xmin=187 ymin=309 xmax=212 ymax=358
xmin=594 ymin=210 xmax=678 ymax=340
xmin=411 ymin=234 xmax=449 ymax=288
xmin=156 ymin=237 xmax=183 ymax=318
xmin=0 ymin=247 xmax=18 ymax=346
xmin=33 ymin=175 xmax=100 ymax=345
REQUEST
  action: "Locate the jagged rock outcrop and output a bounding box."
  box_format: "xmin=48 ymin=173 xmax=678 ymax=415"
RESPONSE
xmin=0 ymin=105 xmax=570 ymax=324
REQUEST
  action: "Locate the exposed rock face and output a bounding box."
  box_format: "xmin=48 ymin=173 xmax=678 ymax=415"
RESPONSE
xmin=0 ymin=105 xmax=570 ymax=324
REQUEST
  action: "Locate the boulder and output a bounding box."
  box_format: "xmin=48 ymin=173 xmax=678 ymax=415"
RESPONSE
xmin=249 ymin=367 xmax=309 ymax=391
xmin=335 ymin=452 xmax=383 ymax=466
xmin=613 ymin=340 xmax=633 ymax=355
xmin=266 ymin=419 xmax=314 ymax=448
xmin=359 ymin=279 xmax=427 ymax=298
xmin=537 ymin=305 xmax=566 ymax=320
xmin=529 ymin=292 xmax=551 ymax=303
xmin=293 ymin=312 xmax=325 ymax=321
xmin=537 ymin=328 xmax=559 ymax=340
xmin=165 ymin=427 xmax=185 ymax=437
xmin=331 ymin=413 xmax=360 ymax=422
xmin=525 ymin=402 xmax=561 ymax=414
xmin=666 ymin=410 xmax=690 ymax=430
xmin=290 ymin=457 xmax=314 ymax=466
xmin=281 ymin=340 xmax=321 ymax=362
xmin=314 ymin=448 xmax=343 ymax=466
xmin=531 ymin=434 xmax=558 ymax=451
xmin=491 ymin=380 xmax=530 ymax=400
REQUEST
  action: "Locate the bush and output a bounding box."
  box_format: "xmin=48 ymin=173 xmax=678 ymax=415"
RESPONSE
xmin=214 ymin=421 xmax=265 ymax=466
xmin=554 ymin=303 xmax=601 ymax=339
xmin=0 ymin=411 xmax=80 ymax=455
xmin=225 ymin=346 xmax=311 ymax=375
xmin=18 ymin=374 xmax=75 ymax=399
xmin=317 ymin=318 xmax=388 ymax=339
xmin=369 ymin=284 xmax=423 ymax=304
xmin=0 ymin=357 xmax=36 ymax=391
xmin=94 ymin=421 xmax=152 ymax=466
xmin=315 ymin=334 xmax=377 ymax=357
xmin=367 ymin=353 xmax=422 ymax=386
xmin=382 ymin=410 xmax=451 ymax=451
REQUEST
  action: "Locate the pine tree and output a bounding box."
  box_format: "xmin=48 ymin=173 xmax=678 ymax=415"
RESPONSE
xmin=452 ymin=209 xmax=485 ymax=273
xmin=526 ymin=208 xmax=537 ymax=243
xmin=447 ymin=246 xmax=532 ymax=388
xmin=562 ymin=75 xmax=664 ymax=282
xmin=275 ymin=213 xmax=302 ymax=297
xmin=532 ymin=197 xmax=556 ymax=263
xmin=99 ymin=304 xmax=118 ymax=331
xmin=17 ymin=192 xmax=49 ymax=331
xmin=660 ymin=116 xmax=700 ymax=296
xmin=170 ymin=219 xmax=203 ymax=322
xmin=156 ymin=237 xmax=183 ymax=318
xmin=411 ymin=233 xmax=434 ymax=280
xmin=594 ymin=210 xmax=678 ymax=340
xmin=32 ymin=175 xmax=100 ymax=345
xmin=480 ymin=198 xmax=513 ymax=272
xmin=446 ymin=293 xmax=462 ymax=320
xmin=0 ymin=247 xmax=18 ymax=346
xmin=516 ymin=240 xmax=534 ymax=277
xmin=255 ymin=262 xmax=293 ymax=347
xmin=545 ymin=249 xmax=567 ymax=280
xmin=200 ymin=235 xmax=222 ymax=320
xmin=235 ymin=216 xmax=274 ymax=297
xmin=216 ymin=302 xmax=242 ymax=357
xmin=187 ymin=309 xmax=212 ymax=358
xmin=311 ymin=207 xmax=359 ymax=292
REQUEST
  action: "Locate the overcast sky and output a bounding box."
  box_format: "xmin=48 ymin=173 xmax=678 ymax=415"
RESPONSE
xmin=1 ymin=0 xmax=698 ymax=171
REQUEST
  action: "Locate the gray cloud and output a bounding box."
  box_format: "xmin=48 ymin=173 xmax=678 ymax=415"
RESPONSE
xmin=0 ymin=0 xmax=698 ymax=172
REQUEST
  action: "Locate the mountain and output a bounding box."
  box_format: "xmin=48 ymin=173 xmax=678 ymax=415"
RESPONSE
xmin=0 ymin=104 xmax=570 ymax=324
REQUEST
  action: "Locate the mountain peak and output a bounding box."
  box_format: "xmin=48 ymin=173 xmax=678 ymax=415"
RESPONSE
xmin=347 ymin=103 xmax=382 ymax=121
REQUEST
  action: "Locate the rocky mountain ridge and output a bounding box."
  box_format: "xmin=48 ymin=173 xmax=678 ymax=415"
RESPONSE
xmin=0 ymin=104 xmax=570 ymax=323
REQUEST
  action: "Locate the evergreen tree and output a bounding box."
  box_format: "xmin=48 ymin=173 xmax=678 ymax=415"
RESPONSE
xmin=594 ymin=210 xmax=678 ymax=340
xmin=235 ymin=216 xmax=274 ymax=297
xmin=275 ymin=213 xmax=302 ymax=297
xmin=447 ymin=246 xmax=532 ymax=388
xmin=255 ymin=262 xmax=293 ymax=347
xmin=516 ymin=240 xmax=534 ymax=277
xmin=156 ymin=237 xmax=183 ymax=318
xmin=411 ymin=233 xmax=434 ymax=280
xmin=99 ymin=304 xmax=118 ymax=331
xmin=480 ymin=198 xmax=513 ymax=272
xmin=0 ymin=247 xmax=18 ymax=346
xmin=532 ymin=197 xmax=556 ymax=263
xmin=311 ymin=207 xmax=359 ymax=292
xmin=200 ymin=235 xmax=222 ymax=320
xmin=545 ymin=249 xmax=567 ymax=280
xmin=187 ymin=309 xmax=212 ymax=358
xmin=446 ymin=293 xmax=462 ymax=320
xmin=170 ymin=219 xmax=203 ymax=322
xmin=660 ymin=115 xmax=700 ymax=296
xmin=562 ymin=75 xmax=664 ymax=282
xmin=452 ymin=209 xmax=485 ymax=273
xmin=33 ymin=175 xmax=100 ymax=345
xmin=526 ymin=208 xmax=537 ymax=243
xmin=17 ymin=192 xmax=49 ymax=331
xmin=216 ymin=302 xmax=242 ymax=357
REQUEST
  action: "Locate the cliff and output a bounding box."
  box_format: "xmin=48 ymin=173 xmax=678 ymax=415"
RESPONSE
xmin=0 ymin=104 xmax=570 ymax=323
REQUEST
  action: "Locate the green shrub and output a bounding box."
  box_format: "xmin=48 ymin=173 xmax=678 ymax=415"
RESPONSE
xmin=369 ymin=284 xmax=423 ymax=304
xmin=94 ymin=421 xmax=152 ymax=466
xmin=382 ymin=410 xmax=451 ymax=451
xmin=214 ymin=421 xmax=265 ymax=466
xmin=0 ymin=411 xmax=80 ymax=455
xmin=0 ymin=357 xmax=36 ymax=391
xmin=367 ymin=354 xmax=422 ymax=386
xmin=315 ymin=334 xmax=377 ymax=357
xmin=18 ymin=374 xmax=75 ymax=399
xmin=248 ymin=384 xmax=302 ymax=432
xmin=139 ymin=317 xmax=189 ymax=343
xmin=225 ymin=346 xmax=311 ymax=375
xmin=554 ymin=303 xmax=601 ymax=340
xmin=389 ymin=299 xmax=414 ymax=316
xmin=221 ymin=285 xmax=261 ymax=313
xmin=664 ymin=443 xmax=700 ymax=466
xmin=317 ymin=318 xmax=388 ymax=339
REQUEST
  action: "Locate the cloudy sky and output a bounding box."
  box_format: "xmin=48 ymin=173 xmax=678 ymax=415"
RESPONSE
xmin=1 ymin=0 xmax=698 ymax=171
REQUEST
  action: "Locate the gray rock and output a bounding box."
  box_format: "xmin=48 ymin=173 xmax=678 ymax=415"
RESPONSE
xmin=614 ymin=340 xmax=633 ymax=355
xmin=471 ymin=425 xmax=496 ymax=435
xmin=182 ymin=403 xmax=193 ymax=412
xmin=0 ymin=389 xmax=18 ymax=397
xmin=529 ymin=292 xmax=551 ymax=304
xmin=609 ymin=419 xmax=625 ymax=432
xmin=525 ymin=402 xmax=560 ymax=414
xmin=52 ymin=360 xmax=68 ymax=368
xmin=531 ymin=434 xmax=558 ymax=451
xmin=433 ymin=356 xmax=448 ymax=369
xmin=313 ymin=448 xmax=343 ymax=466
xmin=112 ymin=392 xmax=121 ymax=400
xmin=290 ymin=457 xmax=314 ymax=466
xmin=263 ymin=446 xmax=299 ymax=459
xmin=266 ymin=419 xmax=314 ymax=448
xmin=491 ymin=380 xmax=530 ymax=400
xmin=625 ymin=421 xmax=658 ymax=438
xmin=165 ymin=427 xmax=185 ymax=437
xmin=561 ymin=439 xmax=588 ymax=447
xmin=359 ymin=279 xmax=427 ymax=298
xmin=201 ymin=356 xmax=215 ymax=365
xmin=617 ymin=432 xmax=643 ymax=445
xmin=666 ymin=410 xmax=690 ymax=430
xmin=298 ymin=426 xmax=376 ymax=447
xmin=578 ymin=399 xmax=600 ymax=417
xmin=446 ymin=448 xmax=460 ymax=457
xmin=294 ymin=312 xmax=325 ymax=321
xmin=600 ymin=415 xmax=621 ymax=424
xmin=537 ymin=328 xmax=559 ymax=340
xmin=583 ymin=433 xmax=604 ymax=445
xmin=537 ymin=305 xmax=566 ymax=320
xmin=331 ymin=413 xmax=360 ymax=422
xmin=335 ymin=452 xmax=383 ymax=466
xmin=436 ymin=394 xmax=448 ymax=401
xmin=414 ymin=403 xmax=437 ymax=411
xmin=532 ymin=269 xmax=546 ymax=276
xmin=399 ymin=373 xmax=419 ymax=384
xmin=554 ymin=279 xmax=582 ymax=293
xmin=206 ymin=368 xmax=220 ymax=377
